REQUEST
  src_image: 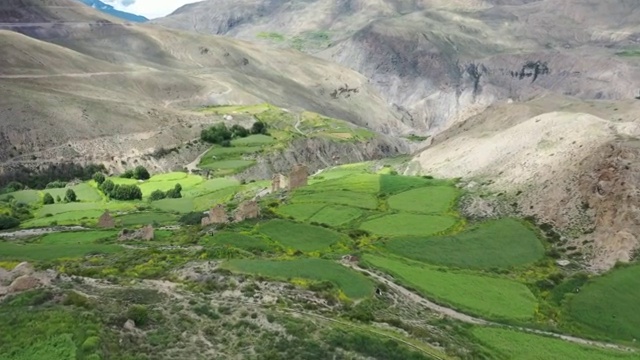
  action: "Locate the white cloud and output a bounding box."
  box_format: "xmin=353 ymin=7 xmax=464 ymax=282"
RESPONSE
xmin=103 ymin=0 xmax=201 ymax=19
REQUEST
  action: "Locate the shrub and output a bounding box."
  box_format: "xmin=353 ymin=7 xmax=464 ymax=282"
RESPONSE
xmin=110 ymin=185 xmax=142 ymax=201
xmin=5 ymin=181 xmax=24 ymax=192
xmin=127 ymin=305 xmax=149 ymax=326
xmin=120 ymin=169 xmax=134 ymax=179
xmin=133 ymin=166 xmax=150 ymax=180
xmin=201 ymin=123 xmax=233 ymax=144
xmin=149 ymin=190 xmax=166 ymax=201
xmin=81 ymin=336 xmax=100 ymax=352
xmin=43 ymin=193 xmax=55 ymax=205
xmin=100 ymin=180 xmax=115 ymax=194
xmin=0 ymin=215 xmax=20 ymax=230
xmin=165 ymin=184 xmax=182 ymax=199
xmin=179 ymin=212 xmax=206 ymax=225
xmin=93 ymin=172 xmax=106 ymax=185
xmin=56 ymin=195 xmax=62 ymax=203
xmin=230 ymin=124 xmax=250 ymax=138
xmin=251 ymin=121 xmax=268 ymax=135
xmin=46 ymin=180 xmax=67 ymax=189
xmin=64 ymin=189 xmax=77 ymax=203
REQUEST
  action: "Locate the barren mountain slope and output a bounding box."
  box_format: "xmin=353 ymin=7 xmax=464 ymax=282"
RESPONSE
xmin=407 ymin=96 xmax=640 ymax=271
xmin=155 ymin=0 xmax=640 ymax=133
xmin=0 ymin=0 xmax=410 ymax=170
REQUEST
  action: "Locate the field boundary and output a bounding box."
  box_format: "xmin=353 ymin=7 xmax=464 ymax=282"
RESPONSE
xmin=344 ymin=261 xmax=636 ymax=352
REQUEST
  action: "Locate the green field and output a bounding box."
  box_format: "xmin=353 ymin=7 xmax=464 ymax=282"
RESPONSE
xmin=388 ymin=186 xmax=457 ymax=213
xmin=182 ymin=178 xmax=239 ymax=197
xmin=231 ymin=134 xmax=276 ymax=145
xmin=308 ymin=205 xmax=363 ymax=227
xmin=45 ymin=183 xmax=103 ymax=202
xmin=201 ymin=232 xmax=274 ymax=253
xmin=365 ymin=255 xmax=537 ymax=320
xmin=0 ymin=190 xmax=40 ymax=204
xmin=38 ymin=231 xmax=117 ymax=245
xmin=360 ymin=214 xmax=457 ymax=237
xmin=152 ymin=186 xmax=239 ymax=213
xmin=473 ymin=327 xmax=637 ymax=359
xmin=379 ymin=174 xmax=450 ymax=195
xmin=306 ymin=174 xmax=380 ymax=193
xmin=384 ymin=219 xmax=545 ymax=269
xmin=291 ymin=190 xmax=378 ymax=209
xmin=200 ymin=160 xmax=255 ymax=171
xmin=223 ymin=258 xmax=374 ymax=298
xmin=276 ymin=203 xmax=326 ymax=221
xmin=0 ymin=242 xmax=122 ymax=261
xmin=22 ymin=210 xmax=106 ymax=228
xmin=116 ymin=212 xmax=178 ymax=226
xmin=258 ymin=220 xmax=342 ymax=252
xmin=567 ymin=264 xmax=640 ymax=342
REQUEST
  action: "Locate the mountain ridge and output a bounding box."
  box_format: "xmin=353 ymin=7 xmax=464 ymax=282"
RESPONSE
xmin=77 ymin=0 xmax=148 ymax=22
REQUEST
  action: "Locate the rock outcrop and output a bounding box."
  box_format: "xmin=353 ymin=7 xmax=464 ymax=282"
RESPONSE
xmin=119 ymin=225 xmax=155 ymax=241
xmin=8 ymin=275 xmax=41 ymax=293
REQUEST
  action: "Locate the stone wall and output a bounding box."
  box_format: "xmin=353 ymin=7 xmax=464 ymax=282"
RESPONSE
xmin=201 ymin=204 xmax=229 ymax=226
xmin=234 ymin=200 xmax=260 ymax=222
xmin=288 ymin=164 xmax=308 ymax=190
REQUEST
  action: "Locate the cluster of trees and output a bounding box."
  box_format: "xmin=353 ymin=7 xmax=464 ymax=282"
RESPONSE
xmin=0 ymin=215 xmax=20 ymax=230
xmin=42 ymin=189 xmax=77 ymax=204
xmin=201 ymin=121 xmax=268 ymax=146
xmin=0 ymin=163 xmax=106 ymax=190
xmin=120 ymin=166 xmax=151 ymax=180
xmin=99 ymin=180 xmax=142 ymax=201
xmin=149 ymin=184 xmax=182 ymax=201
xmin=0 ymin=196 xmax=34 ymax=230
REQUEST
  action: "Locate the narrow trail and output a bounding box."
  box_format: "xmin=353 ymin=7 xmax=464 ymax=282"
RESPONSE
xmin=344 ymin=262 xmax=636 ymax=352
xmin=0 ymin=70 xmax=156 ymax=79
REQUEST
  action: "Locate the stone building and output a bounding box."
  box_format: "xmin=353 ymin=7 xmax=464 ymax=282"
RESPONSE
xmin=97 ymin=210 xmax=116 ymax=228
xmin=271 ymin=173 xmax=289 ymax=192
xmin=201 ymin=204 xmax=229 ymax=226
xmin=288 ymin=165 xmax=309 ymax=190
xmin=234 ymin=200 xmax=260 ymax=222
xmin=118 ymin=225 xmax=154 ymax=241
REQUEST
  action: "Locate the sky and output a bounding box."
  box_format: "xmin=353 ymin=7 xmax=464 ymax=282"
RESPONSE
xmin=103 ymin=0 xmax=201 ymax=19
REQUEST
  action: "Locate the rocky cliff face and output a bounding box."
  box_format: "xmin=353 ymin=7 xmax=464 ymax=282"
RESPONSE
xmin=237 ymin=136 xmax=409 ymax=181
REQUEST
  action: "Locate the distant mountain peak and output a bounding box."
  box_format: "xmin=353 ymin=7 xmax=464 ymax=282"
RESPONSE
xmin=78 ymin=0 xmax=148 ymax=22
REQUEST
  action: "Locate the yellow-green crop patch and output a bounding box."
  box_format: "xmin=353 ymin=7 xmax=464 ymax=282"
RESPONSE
xmin=0 ymin=190 xmax=41 ymax=204
xmin=181 ymin=177 xmax=239 ymax=197
xmin=116 ymin=212 xmax=178 ymax=226
xmin=291 ymin=190 xmax=378 ymax=209
xmin=567 ymin=264 xmax=640 ymax=342
xmin=258 ymin=219 xmax=342 ymax=252
xmin=276 ymin=203 xmax=326 ymax=221
xmin=200 ymin=160 xmax=256 ymax=172
xmin=360 ymin=214 xmax=457 ymax=237
xmin=308 ymin=205 xmax=363 ymax=227
xmin=38 ymin=231 xmax=117 ymax=245
xmin=37 ymin=201 xmax=136 ymax=217
xmin=222 ymin=258 xmax=374 ymax=299
xmin=472 ymin=327 xmax=637 ymax=360
xmin=201 ymin=232 xmax=274 ymax=253
xmin=365 ymin=255 xmax=537 ymax=320
xmin=231 ymin=134 xmax=276 ymax=145
xmin=305 ymin=174 xmax=380 ymax=193
xmin=379 ymin=174 xmax=451 ymax=195
xmin=22 ymin=210 xmax=106 ymax=228
xmin=384 ymin=219 xmax=545 ymax=269
xmin=45 ymin=183 xmax=102 ymax=202
xmin=138 ymin=174 xmax=203 ymax=197
xmin=0 ymin=242 xmax=122 ymax=261
xmin=388 ymin=186 xmax=457 ymax=213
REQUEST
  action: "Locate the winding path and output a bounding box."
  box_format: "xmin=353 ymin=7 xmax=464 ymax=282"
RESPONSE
xmin=344 ymin=262 xmax=636 ymax=352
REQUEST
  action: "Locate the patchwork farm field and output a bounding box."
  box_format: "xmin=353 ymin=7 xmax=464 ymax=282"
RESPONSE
xmin=258 ymin=219 xmax=343 ymax=252
xmin=566 ymin=264 xmax=640 ymax=342
xmin=1 ymin=160 xmax=636 ymax=358
xmin=364 ymin=255 xmax=537 ymax=320
xmin=384 ymin=219 xmax=545 ymax=269
xmin=222 ymin=258 xmax=374 ymax=299
xmin=472 ymin=327 xmax=638 ymax=360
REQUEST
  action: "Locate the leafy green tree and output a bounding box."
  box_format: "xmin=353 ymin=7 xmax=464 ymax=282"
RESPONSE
xmin=56 ymin=195 xmax=62 ymax=203
xmin=93 ymin=172 xmax=106 ymax=185
xmin=165 ymin=183 xmax=182 ymax=199
xmin=110 ymin=184 xmax=142 ymax=201
xmin=133 ymin=166 xmax=150 ymax=180
xmin=64 ymin=189 xmax=77 ymax=203
xmin=251 ymin=121 xmax=268 ymax=135
xmin=120 ymin=169 xmax=134 ymax=179
xmin=0 ymin=215 xmax=20 ymax=230
xmin=43 ymin=193 xmax=55 ymax=205
xmin=201 ymin=123 xmax=233 ymax=144
xmin=100 ymin=180 xmax=115 ymax=195
xmin=149 ymin=190 xmax=166 ymax=201
xmin=230 ymin=124 xmax=249 ymax=138
xmin=5 ymin=181 xmax=24 ymax=192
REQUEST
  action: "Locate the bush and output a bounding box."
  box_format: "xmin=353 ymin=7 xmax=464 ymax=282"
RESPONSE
xmin=81 ymin=336 xmax=99 ymax=352
xmin=133 ymin=166 xmax=150 ymax=180
xmin=64 ymin=189 xmax=77 ymax=203
xmin=251 ymin=121 xmax=268 ymax=135
xmin=46 ymin=181 xmax=67 ymax=189
xmin=5 ymin=181 xmax=24 ymax=192
xmin=165 ymin=184 xmax=182 ymax=199
xmin=0 ymin=215 xmax=20 ymax=230
xmin=127 ymin=305 xmax=149 ymax=327
xmin=56 ymin=195 xmax=62 ymax=203
xmin=100 ymin=180 xmax=115 ymax=194
xmin=230 ymin=124 xmax=250 ymax=138
xmin=43 ymin=193 xmax=55 ymax=205
xmin=110 ymin=185 xmax=143 ymax=201
xmin=201 ymin=123 xmax=233 ymax=144
xmin=120 ymin=169 xmax=134 ymax=179
xmin=149 ymin=190 xmax=166 ymax=201
xmin=93 ymin=172 xmax=106 ymax=185
xmin=179 ymin=212 xmax=206 ymax=225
